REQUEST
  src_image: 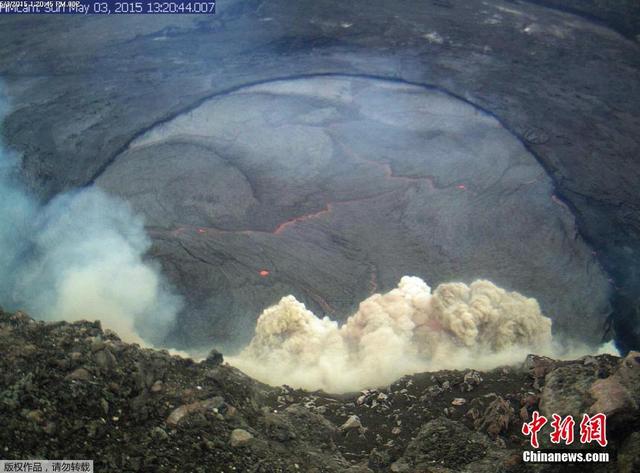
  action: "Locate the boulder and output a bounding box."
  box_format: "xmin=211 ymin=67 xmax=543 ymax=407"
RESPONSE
xmin=165 ymin=397 xmax=225 ymax=428
xmin=474 ymin=396 xmax=514 ymax=439
xmin=539 ymin=364 xmax=596 ymax=419
xmin=340 ymin=415 xmax=364 ymax=433
xmin=588 ymin=351 xmax=640 ymax=426
xmin=229 ymin=428 xmax=253 ymax=447
xmin=66 ymin=367 xmax=91 ymax=381
xmin=94 ymin=348 xmax=117 ymax=370
xmin=399 ymin=417 xmax=491 ymax=469
xmin=203 ymin=348 xmax=224 ymax=366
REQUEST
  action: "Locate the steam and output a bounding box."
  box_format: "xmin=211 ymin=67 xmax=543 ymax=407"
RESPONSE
xmin=231 ymin=276 xmax=557 ymax=392
xmin=0 ymin=91 xmax=182 ymax=346
xmin=0 ymin=86 xmax=616 ymax=391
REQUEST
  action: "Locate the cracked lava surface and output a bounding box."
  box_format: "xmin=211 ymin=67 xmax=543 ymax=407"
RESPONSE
xmin=94 ymin=76 xmax=610 ymax=349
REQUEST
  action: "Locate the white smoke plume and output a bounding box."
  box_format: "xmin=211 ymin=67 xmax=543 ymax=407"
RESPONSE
xmin=0 ymin=91 xmax=182 ymax=346
xmin=231 ymin=276 xmax=557 ymax=392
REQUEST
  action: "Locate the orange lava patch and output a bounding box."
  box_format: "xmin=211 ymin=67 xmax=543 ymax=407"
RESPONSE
xmin=259 ymin=270 xmax=270 ymax=277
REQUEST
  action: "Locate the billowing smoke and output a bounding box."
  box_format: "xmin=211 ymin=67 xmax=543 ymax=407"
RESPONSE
xmin=0 ymin=92 xmax=182 ymax=346
xmin=231 ymin=276 xmax=558 ymax=392
xmin=0 ymin=87 xmax=615 ymax=390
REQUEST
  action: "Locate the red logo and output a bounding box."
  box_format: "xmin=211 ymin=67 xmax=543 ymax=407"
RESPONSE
xmin=522 ymin=411 xmax=548 ymax=448
xmin=550 ymin=414 xmax=575 ymax=445
xmin=522 ymin=412 xmax=607 ymax=448
xmin=579 ymin=413 xmax=608 ymax=447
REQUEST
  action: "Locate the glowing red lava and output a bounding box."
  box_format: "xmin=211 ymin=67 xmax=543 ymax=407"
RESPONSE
xmin=259 ymin=270 xmax=270 ymax=277
xmin=273 ymin=206 xmax=332 ymax=234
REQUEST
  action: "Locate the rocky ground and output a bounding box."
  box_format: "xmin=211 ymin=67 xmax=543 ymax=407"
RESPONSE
xmin=1 ymin=0 xmax=639 ymax=351
xmin=2 ymin=309 xmax=639 ymax=473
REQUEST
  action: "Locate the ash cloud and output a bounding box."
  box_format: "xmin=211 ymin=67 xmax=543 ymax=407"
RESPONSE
xmin=230 ymin=276 xmax=614 ymax=393
xmin=0 ymin=92 xmax=182 ymax=346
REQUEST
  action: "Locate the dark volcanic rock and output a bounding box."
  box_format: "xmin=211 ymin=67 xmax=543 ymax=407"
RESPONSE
xmin=398 ymin=417 xmax=493 ymax=469
xmin=589 ymin=351 xmax=640 ymax=427
xmin=0 ymin=309 xmax=350 ymax=472
xmin=1 ymin=0 xmax=639 ymax=351
xmin=618 ymin=431 xmax=640 ymax=473
xmin=539 ymin=364 xmax=598 ymax=419
xmin=2 ymin=310 xmax=640 ymax=472
xmin=203 ymin=348 xmax=224 ymax=366
xmin=475 ymin=396 xmax=515 ymax=439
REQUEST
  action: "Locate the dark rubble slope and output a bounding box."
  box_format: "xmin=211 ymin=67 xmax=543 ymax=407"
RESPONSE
xmin=1 ymin=309 xmax=639 ymax=473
